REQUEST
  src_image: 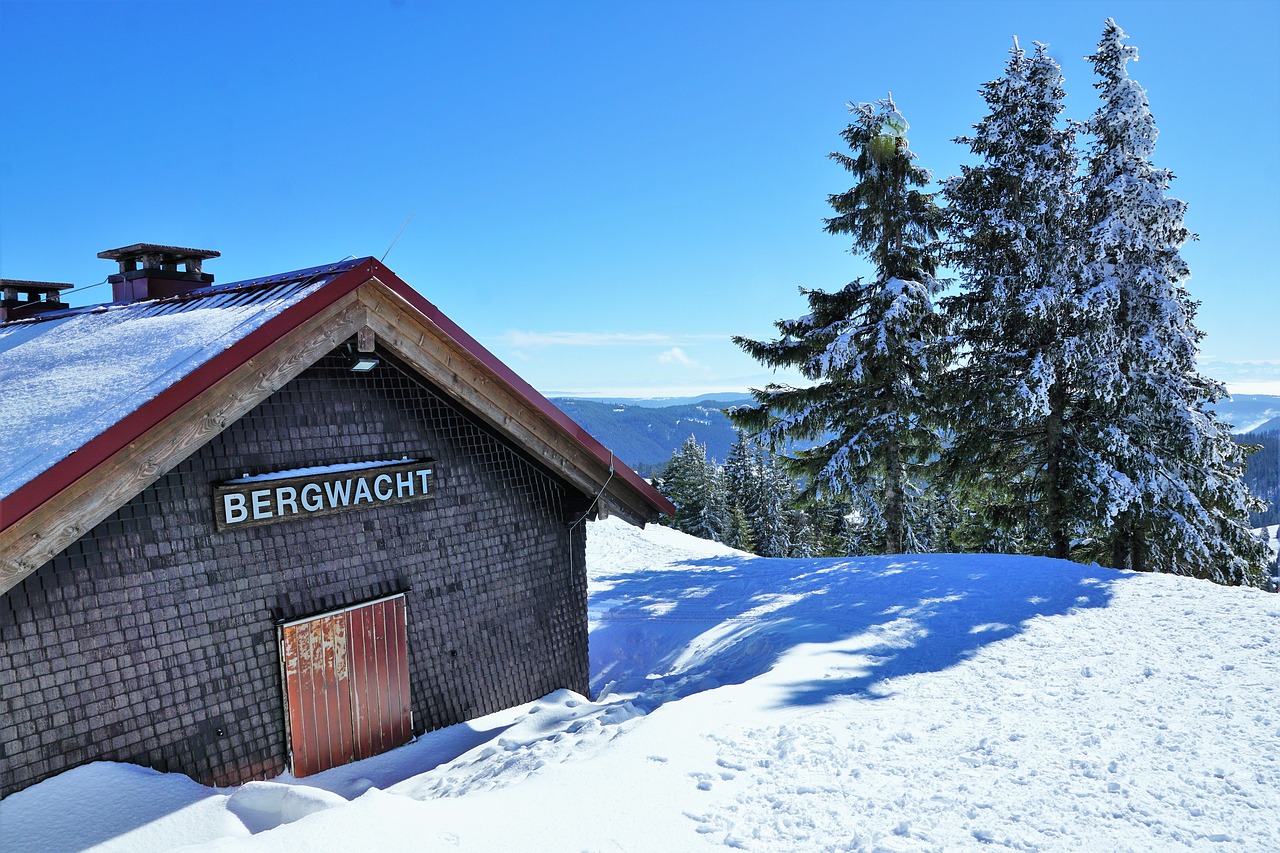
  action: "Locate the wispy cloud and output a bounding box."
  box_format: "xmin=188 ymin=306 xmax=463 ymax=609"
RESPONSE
xmin=1222 ymin=381 xmax=1280 ymax=396
xmin=658 ymin=347 xmax=699 ymax=368
xmin=494 ymin=330 xmax=726 ymax=348
xmin=544 ymin=383 xmax=756 ymax=399
xmin=541 ymin=371 xmax=809 ymax=400
xmin=1199 ymin=356 xmax=1280 ymax=373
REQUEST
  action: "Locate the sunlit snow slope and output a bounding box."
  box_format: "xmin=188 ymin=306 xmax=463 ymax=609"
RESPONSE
xmin=2 ymin=519 xmax=1277 ymax=852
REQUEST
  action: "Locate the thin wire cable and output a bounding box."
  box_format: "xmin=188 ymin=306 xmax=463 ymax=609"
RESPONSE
xmin=381 ymin=212 xmax=415 ymax=263
xmin=569 ymin=451 xmax=615 ymax=530
xmin=63 ymin=278 xmax=111 ymax=296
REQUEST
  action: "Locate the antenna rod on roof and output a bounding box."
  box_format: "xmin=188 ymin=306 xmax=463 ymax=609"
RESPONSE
xmin=381 ymin=211 xmax=415 ymax=263
xmin=64 ymin=278 xmax=111 ymax=296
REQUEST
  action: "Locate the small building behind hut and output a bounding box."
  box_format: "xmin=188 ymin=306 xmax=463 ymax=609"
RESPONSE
xmin=0 ymin=246 xmax=672 ymax=797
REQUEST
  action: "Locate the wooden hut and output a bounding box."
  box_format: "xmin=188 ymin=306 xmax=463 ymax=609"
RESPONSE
xmin=0 ymin=246 xmax=671 ymax=796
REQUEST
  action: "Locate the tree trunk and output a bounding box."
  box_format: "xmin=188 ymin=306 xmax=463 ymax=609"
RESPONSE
xmin=1130 ymin=527 xmax=1147 ymax=573
xmin=883 ymin=431 xmax=904 ymax=554
xmin=1044 ymin=383 xmax=1070 ymax=559
xmin=1111 ymin=512 xmax=1131 ymax=570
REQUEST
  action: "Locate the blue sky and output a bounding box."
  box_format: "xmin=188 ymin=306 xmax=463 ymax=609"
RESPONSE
xmin=2 ymin=0 xmax=1277 ymax=398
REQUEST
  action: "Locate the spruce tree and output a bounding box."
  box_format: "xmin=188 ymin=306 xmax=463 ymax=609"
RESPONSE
xmin=722 ymin=430 xmax=759 ymax=516
xmin=722 ymin=430 xmax=800 ymax=557
xmin=722 ymin=430 xmax=763 ymax=554
xmin=722 ymin=501 xmax=755 ymax=553
xmin=1082 ymin=19 xmax=1268 ymax=585
xmin=804 ymin=497 xmax=857 ymax=557
xmin=784 ymin=507 xmax=820 ymax=558
xmin=750 ymin=446 xmax=797 ymax=558
xmin=731 ymin=97 xmax=945 ymax=554
xmin=655 ymin=435 xmax=725 ymax=541
xmin=941 ymin=39 xmax=1106 ymax=559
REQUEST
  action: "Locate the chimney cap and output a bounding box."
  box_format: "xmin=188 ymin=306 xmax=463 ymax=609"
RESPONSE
xmin=99 ymin=244 xmax=220 ymax=300
xmin=97 ymin=243 xmax=221 ymax=263
xmin=98 ymin=244 xmax=221 ymax=285
xmin=1 ymin=279 xmax=75 ymax=293
xmin=1 ymin=279 xmax=74 ymax=322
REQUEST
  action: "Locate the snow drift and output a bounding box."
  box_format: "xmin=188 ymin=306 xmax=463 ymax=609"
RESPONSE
xmin=2 ymin=518 xmax=1277 ymax=851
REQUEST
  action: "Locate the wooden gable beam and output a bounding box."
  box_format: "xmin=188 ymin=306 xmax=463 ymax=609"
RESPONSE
xmin=355 ymin=281 xmax=658 ymax=527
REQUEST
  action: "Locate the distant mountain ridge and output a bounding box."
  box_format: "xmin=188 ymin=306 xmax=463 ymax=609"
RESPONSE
xmin=558 ymin=394 xmax=755 ymax=409
xmin=1248 ymin=415 xmax=1280 ymax=434
xmin=1214 ymin=394 xmax=1280 ymax=433
xmin=552 ymin=392 xmax=1280 ymax=477
xmin=551 ymin=396 xmax=751 ymax=474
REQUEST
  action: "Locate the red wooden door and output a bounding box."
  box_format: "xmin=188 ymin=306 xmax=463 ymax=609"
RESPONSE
xmin=280 ymin=595 xmax=411 ymax=777
xmin=347 ymin=594 xmax=411 ymax=760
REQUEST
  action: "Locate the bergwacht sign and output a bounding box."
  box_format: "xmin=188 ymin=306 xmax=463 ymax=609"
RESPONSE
xmin=213 ymin=458 xmax=435 ymax=531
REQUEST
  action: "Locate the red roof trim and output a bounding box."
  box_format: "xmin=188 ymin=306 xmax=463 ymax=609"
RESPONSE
xmin=1 ymin=258 xmax=672 ymax=534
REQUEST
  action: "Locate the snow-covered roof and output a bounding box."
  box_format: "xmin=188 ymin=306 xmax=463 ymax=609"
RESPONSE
xmin=0 ymin=259 xmax=358 ymax=500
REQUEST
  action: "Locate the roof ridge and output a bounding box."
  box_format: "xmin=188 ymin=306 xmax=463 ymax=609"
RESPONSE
xmin=0 ymin=257 xmax=369 ymax=329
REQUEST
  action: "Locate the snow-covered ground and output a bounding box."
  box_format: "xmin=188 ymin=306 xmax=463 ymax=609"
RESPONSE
xmin=3 ymin=519 xmax=1278 ymax=852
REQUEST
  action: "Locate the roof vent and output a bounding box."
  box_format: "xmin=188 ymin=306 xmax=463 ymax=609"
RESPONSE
xmin=99 ymin=243 xmax=220 ymax=303
xmin=0 ymin=279 xmax=74 ymax=322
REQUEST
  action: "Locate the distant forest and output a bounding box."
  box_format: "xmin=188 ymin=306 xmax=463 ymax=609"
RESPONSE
xmin=557 ymin=397 xmax=1280 ymax=529
xmin=1242 ymin=430 xmax=1279 ymax=527
xmin=551 ymin=397 xmax=748 ymax=478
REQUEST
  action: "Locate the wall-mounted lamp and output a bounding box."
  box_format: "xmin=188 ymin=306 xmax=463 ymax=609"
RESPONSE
xmin=350 ymin=325 xmax=378 ymax=372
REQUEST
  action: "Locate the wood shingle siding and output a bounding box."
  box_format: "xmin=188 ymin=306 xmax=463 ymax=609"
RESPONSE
xmin=0 ymin=347 xmax=589 ymax=795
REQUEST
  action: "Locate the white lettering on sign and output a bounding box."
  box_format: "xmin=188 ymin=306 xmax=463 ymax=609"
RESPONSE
xmin=353 ymin=478 xmax=374 ymax=504
xmin=324 ymin=479 xmax=352 ymax=507
xmin=224 ymin=493 xmax=248 ymax=524
xmin=300 ymin=483 xmax=323 ymax=512
xmin=395 ymin=471 xmax=414 ymax=498
xmin=251 ymin=489 xmax=273 ymax=520
xmin=214 ymin=460 xmax=435 ymax=531
xmin=277 ymin=486 xmax=299 ymax=516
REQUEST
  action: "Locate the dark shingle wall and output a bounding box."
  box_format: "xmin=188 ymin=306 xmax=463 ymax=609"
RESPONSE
xmin=0 ymin=347 xmax=589 ymax=796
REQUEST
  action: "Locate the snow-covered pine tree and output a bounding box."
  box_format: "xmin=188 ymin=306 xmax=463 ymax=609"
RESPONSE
xmin=1082 ymin=19 xmax=1268 ymax=585
xmin=655 ymin=435 xmax=726 ymax=542
xmin=722 ymin=500 xmax=755 ymax=553
xmin=750 ymin=446 xmax=794 ymax=558
xmin=941 ymin=39 xmax=1108 ymax=559
xmin=722 ymin=429 xmax=759 ymax=513
xmin=784 ymin=507 xmax=820 ymax=558
xmin=799 ymin=497 xmax=851 ymax=557
xmin=722 ymin=430 xmax=763 ymax=554
xmin=707 ymin=463 xmax=730 ymax=544
xmin=722 ymin=430 xmax=797 ymax=557
xmin=731 ymin=97 xmax=945 ymax=554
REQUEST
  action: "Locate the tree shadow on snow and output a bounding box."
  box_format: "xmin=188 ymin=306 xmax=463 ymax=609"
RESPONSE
xmin=589 ymin=553 xmax=1127 ymax=711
